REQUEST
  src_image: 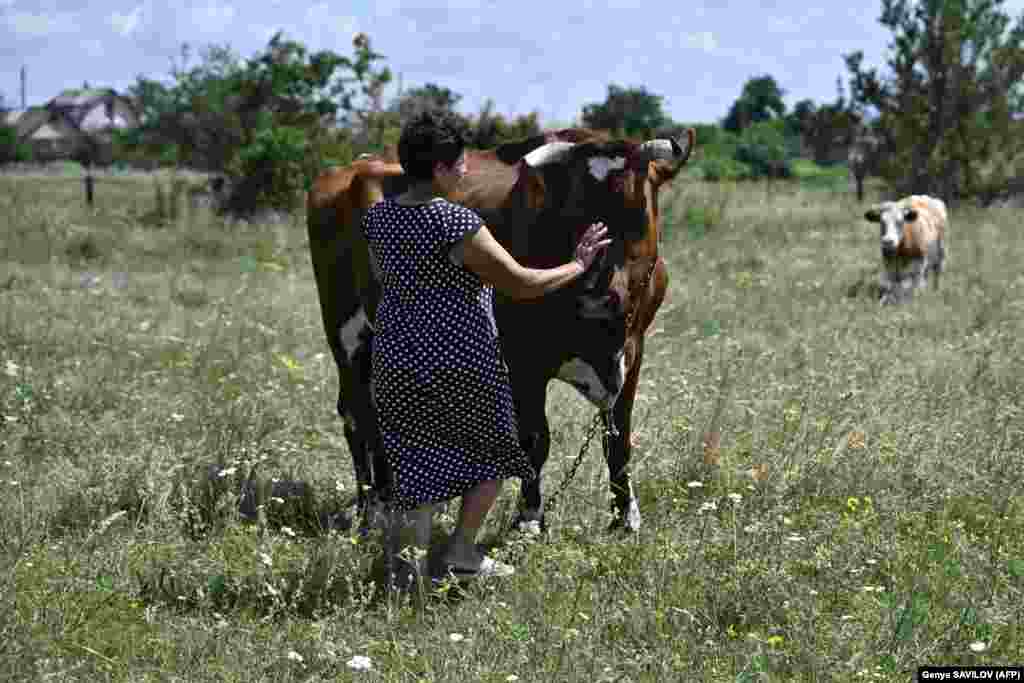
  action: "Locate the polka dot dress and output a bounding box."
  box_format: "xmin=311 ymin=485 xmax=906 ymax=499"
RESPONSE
xmin=362 ymin=198 xmax=535 ymax=511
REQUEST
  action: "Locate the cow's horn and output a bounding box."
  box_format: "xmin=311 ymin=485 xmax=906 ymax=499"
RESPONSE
xmin=523 ymin=141 xmax=575 ymax=167
xmin=640 ymin=128 xmax=696 ymax=163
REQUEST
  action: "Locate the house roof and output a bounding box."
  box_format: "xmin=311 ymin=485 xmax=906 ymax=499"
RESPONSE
xmin=6 ymin=107 xmax=50 ymax=138
xmin=30 ymin=121 xmax=83 ymax=141
xmin=51 ymin=88 xmax=119 ymax=109
xmin=5 ymin=89 xmax=139 ymax=143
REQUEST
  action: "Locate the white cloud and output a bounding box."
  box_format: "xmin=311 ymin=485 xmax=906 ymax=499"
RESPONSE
xmin=109 ymin=5 xmax=144 ymax=36
xmin=303 ymin=3 xmax=357 ymax=49
xmin=192 ymin=1 xmax=236 ymax=34
xmin=82 ymin=38 xmax=104 ymax=57
xmin=684 ymin=31 xmax=717 ymax=53
xmin=5 ymin=10 xmax=77 ymax=37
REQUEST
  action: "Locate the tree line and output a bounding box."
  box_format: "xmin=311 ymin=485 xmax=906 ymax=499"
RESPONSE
xmin=2 ymin=0 xmax=1022 ymax=212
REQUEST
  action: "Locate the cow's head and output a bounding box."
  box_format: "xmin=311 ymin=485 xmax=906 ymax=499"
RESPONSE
xmin=506 ymin=129 xmax=695 ymax=407
xmin=865 ymin=201 xmax=916 ymax=258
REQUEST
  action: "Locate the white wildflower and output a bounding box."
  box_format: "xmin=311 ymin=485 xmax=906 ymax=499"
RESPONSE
xmin=969 ymin=641 xmax=988 ymax=653
xmin=519 ymin=520 xmax=542 ymax=536
xmin=281 ymin=526 xmax=296 ymax=538
xmin=217 ymin=466 xmax=237 ymax=478
xmin=259 ymin=552 xmax=272 ymax=568
xmin=286 ymin=650 xmax=303 ymax=663
xmin=785 ymin=534 xmax=806 ymax=542
xmin=687 ymin=481 xmax=704 ymax=489
xmin=170 ymin=413 xmax=185 ymax=422
xmin=449 ymin=633 xmax=465 ymax=643
xmin=699 ymin=501 xmax=717 ymax=513
xmin=347 ymin=655 xmax=372 ymax=671
xmin=506 ymin=676 xmax=520 ymax=682
xmin=728 ymin=493 xmax=743 ymax=505
xmin=4 ymin=361 xmax=20 ymax=377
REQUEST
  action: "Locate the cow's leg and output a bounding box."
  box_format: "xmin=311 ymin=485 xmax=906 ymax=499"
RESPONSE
xmin=512 ymin=379 xmax=550 ymax=534
xmin=909 ymin=259 xmax=928 ymax=296
xmin=855 ymin=173 xmax=865 ymax=202
xmin=879 ymin=270 xmax=896 ymax=305
xmin=607 ymin=338 xmax=644 ymax=532
xmin=930 ymin=239 xmax=945 ymax=290
xmin=337 ymin=305 xmax=391 ymax=535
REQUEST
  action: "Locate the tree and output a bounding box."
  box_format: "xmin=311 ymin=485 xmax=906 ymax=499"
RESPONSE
xmin=723 ymin=75 xmax=787 ymax=133
xmin=581 ymin=84 xmax=668 ymax=137
xmin=845 ymin=0 xmax=1024 ymax=199
xmin=734 ymin=119 xmax=793 ymax=179
xmin=381 ymin=82 xmax=471 ymax=146
xmin=467 ymin=98 xmax=541 ymax=148
xmin=391 ymin=83 xmax=461 ymax=120
xmin=120 ymin=31 xmax=390 ymax=213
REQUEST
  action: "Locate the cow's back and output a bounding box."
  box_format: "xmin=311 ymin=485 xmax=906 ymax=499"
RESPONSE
xmin=306 ymin=159 xmax=406 ymax=365
xmin=905 ymin=195 xmax=947 ymax=244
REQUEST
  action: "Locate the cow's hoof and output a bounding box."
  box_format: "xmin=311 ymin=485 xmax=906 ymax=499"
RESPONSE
xmin=356 ymin=500 xmax=390 ymax=538
xmin=608 ymin=500 xmax=642 ymax=533
xmin=512 ymin=511 xmax=547 ymax=536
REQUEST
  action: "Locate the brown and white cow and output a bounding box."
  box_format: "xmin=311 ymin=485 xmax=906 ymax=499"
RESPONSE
xmin=307 ymin=127 xmax=695 ymax=533
xmin=864 ymin=195 xmax=948 ymax=304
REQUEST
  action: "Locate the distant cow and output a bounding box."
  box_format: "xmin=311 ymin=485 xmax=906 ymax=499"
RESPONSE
xmin=307 ymin=127 xmax=695 ymax=533
xmin=864 ymin=195 xmax=948 ymax=304
xmin=848 ymin=133 xmax=880 ymax=202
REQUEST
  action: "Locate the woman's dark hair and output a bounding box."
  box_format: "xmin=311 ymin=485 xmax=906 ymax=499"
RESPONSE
xmin=398 ymin=110 xmax=466 ymax=181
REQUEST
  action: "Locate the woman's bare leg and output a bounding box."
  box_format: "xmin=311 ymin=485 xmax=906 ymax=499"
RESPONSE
xmin=444 ymin=479 xmax=502 ymax=566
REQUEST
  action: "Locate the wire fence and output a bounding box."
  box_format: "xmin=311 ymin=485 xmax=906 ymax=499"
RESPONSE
xmin=0 ymin=165 xmax=217 ymax=209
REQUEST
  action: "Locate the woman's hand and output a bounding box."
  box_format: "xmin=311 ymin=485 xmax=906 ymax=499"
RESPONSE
xmin=573 ymin=222 xmax=612 ymax=271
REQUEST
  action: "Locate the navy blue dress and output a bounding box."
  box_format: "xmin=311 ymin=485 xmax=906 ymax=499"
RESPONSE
xmin=361 ymin=198 xmax=535 ymax=511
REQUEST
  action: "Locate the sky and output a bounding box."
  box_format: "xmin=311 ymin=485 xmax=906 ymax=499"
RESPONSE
xmin=3 ymin=0 xmax=1024 ymax=127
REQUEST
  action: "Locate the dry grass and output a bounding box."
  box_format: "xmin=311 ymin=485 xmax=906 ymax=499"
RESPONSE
xmin=2 ymin=171 xmax=1022 ymax=681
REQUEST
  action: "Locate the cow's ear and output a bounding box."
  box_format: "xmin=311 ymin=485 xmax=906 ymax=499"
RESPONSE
xmin=864 ymin=207 xmax=881 ymax=222
xmin=903 ymin=208 xmax=918 ymax=222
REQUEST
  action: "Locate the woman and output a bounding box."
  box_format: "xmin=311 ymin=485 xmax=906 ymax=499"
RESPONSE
xmin=361 ymin=111 xmax=610 ymax=584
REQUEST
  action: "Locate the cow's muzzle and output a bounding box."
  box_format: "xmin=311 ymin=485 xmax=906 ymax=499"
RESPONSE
xmin=577 ymin=291 xmax=623 ymax=321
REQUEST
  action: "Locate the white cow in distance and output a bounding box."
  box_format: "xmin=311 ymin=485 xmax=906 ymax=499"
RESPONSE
xmin=864 ymin=195 xmax=948 ymax=305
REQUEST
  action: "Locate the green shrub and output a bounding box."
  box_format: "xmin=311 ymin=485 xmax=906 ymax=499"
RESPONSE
xmin=697 ymin=156 xmax=752 ymax=182
xmin=0 ymin=125 xmax=31 ymax=164
xmin=225 ymin=122 xmax=309 ymax=214
xmin=734 ymin=120 xmax=792 ymax=179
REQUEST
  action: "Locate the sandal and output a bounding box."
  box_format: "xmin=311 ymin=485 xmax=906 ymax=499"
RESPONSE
xmin=442 ymin=555 xmax=515 ymax=580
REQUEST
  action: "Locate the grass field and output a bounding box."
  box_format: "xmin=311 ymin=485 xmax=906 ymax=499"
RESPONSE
xmin=2 ymin=169 xmax=1022 ymax=681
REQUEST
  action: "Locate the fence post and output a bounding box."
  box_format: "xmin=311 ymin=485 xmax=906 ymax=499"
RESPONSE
xmin=84 ymin=173 xmax=94 ymax=207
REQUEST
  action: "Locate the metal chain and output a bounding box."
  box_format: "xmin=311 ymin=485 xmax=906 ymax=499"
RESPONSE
xmin=542 ymin=411 xmax=607 ymax=516
xmin=539 ymin=255 xmax=658 ymax=517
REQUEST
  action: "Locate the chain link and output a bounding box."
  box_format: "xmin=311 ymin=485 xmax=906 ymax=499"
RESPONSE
xmin=538 ymin=255 xmax=657 ymax=518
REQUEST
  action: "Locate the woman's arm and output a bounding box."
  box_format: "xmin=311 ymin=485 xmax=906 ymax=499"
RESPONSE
xmin=460 ymin=222 xmax=610 ymax=300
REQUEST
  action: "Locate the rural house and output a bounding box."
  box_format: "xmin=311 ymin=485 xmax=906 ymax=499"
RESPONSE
xmin=1 ymin=87 xmax=139 ymax=163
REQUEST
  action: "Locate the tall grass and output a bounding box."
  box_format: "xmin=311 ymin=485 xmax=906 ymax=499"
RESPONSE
xmin=1 ymin=171 xmax=1022 ymax=681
